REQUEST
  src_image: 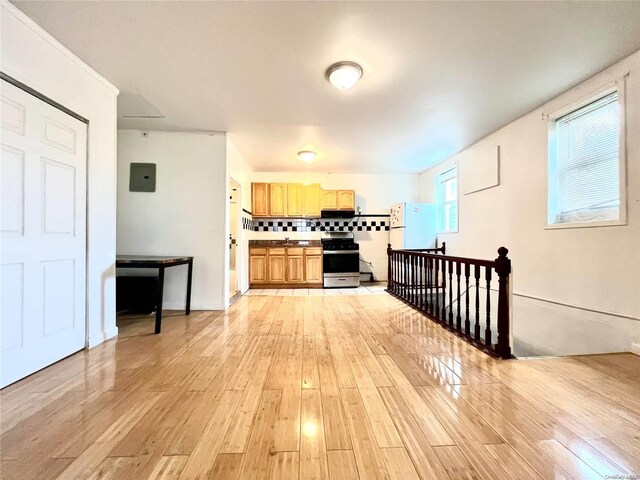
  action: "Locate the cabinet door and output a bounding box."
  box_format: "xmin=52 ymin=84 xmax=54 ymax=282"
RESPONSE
xmin=303 ymin=184 xmax=321 ymax=217
xmin=321 ymin=190 xmax=337 ymax=210
xmin=249 ymin=255 xmax=267 ymax=284
xmin=337 ymin=190 xmax=355 ymax=210
xmin=286 ymin=255 xmax=305 ymax=283
xmin=268 ymin=255 xmax=286 ymax=283
xmin=287 ymin=184 xmax=304 ymax=217
xmin=252 ymin=183 xmax=269 ymax=217
xmin=269 ymin=184 xmax=287 ymax=217
xmin=305 ymin=255 xmax=323 ymax=284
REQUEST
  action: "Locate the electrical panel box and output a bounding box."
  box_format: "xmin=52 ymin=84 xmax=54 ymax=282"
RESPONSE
xmin=129 ymin=163 xmax=156 ymax=192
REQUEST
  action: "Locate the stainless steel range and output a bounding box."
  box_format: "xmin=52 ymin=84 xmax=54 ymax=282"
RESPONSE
xmin=321 ymin=234 xmax=360 ymax=288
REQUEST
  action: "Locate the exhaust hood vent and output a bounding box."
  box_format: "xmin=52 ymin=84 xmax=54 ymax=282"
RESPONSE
xmin=321 ymin=210 xmax=355 ymax=218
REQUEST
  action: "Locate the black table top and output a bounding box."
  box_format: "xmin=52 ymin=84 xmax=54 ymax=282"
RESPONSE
xmin=116 ymin=255 xmax=193 ymax=266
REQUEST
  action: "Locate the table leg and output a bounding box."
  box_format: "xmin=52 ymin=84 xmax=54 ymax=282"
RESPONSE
xmin=155 ymin=267 xmax=165 ymax=334
xmin=186 ymin=259 xmax=193 ymax=315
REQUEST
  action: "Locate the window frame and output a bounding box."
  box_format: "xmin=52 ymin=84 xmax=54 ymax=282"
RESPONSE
xmin=436 ymin=164 xmax=459 ymax=234
xmin=546 ymin=79 xmax=627 ymax=230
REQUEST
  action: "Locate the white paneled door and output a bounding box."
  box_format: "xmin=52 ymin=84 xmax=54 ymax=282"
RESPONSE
xmin=1 ymin=80 xmax=87 ymax=388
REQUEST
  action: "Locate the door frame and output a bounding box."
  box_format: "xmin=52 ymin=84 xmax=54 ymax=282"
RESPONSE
xmin=1 ymin=72 xmax=91 ymax=350
xmin=226 ymin=177 xmax=242 ymax=307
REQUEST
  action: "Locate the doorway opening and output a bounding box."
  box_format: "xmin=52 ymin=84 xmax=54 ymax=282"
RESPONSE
xmin=228 ymin=179 xmax=241 ymax=300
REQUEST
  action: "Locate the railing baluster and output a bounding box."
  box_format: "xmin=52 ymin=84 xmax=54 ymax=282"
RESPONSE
xmin=485 ymin=266 xmax=492 ymax=347
xmin=409 ymin=253 xmax=415 ymax=303
xmin=413 ymin=254 xmax=418 ymax=305
xmin=394 ymin=252 xmax=397 ymax=293
xmin=464 ymin=263 xmax=471 ymax=335
xmin=434 ymin=257 xmax=440 ymax=322
xmin=441 ymin=259 xmax=447 ymax=322
xmin=423 ymin=255 xmax=427 ymax=311
xmin=420 ymin=255 xmax=425 ymax=311
xmin=456 ymin=262 xmax=462 ymax=332
xmin=427 ymin=258 xmax=431 ymax=315
xmin=448 ymin=260 xmax=454 ymax=328
xmin=413 ymin=254 xmax=420 ymax=306
xmin=474 ymin=264 xmax=481 ymax=340
xmin=405 ymin=253 xmax=409 ymax=300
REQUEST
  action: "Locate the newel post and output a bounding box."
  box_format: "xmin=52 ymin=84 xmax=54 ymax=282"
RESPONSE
xmin=387 ymin=243 xmax=393 ymax=292
xmin=494 ymin=247 xmax=512 ymax=359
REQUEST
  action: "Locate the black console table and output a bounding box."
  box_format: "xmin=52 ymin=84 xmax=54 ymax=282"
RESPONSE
xmin=115 ymin=255 xmax=193 ymax=334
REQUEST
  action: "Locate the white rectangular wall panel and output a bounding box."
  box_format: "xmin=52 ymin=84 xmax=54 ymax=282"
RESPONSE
xmin=460 ymin=144 xmax=500 ymax=195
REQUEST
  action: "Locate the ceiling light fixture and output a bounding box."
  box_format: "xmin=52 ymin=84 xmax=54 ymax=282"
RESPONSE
xmin=326 ymin=61 xmax=363 ymax=90
xmin=298 ymin=150 xmax=317 ymax=163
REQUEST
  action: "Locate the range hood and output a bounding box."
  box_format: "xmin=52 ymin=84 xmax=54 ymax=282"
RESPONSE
xmin=321 ymin=209 xmax=356 ymax=218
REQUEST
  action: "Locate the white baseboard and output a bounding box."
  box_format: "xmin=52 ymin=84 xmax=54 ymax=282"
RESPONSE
xmin=632 ymin=343 xmax=640 ymax=356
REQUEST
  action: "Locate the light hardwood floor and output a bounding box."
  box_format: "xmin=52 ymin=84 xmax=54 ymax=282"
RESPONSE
xmin=1 ymin=294 xmax=639 ymax=479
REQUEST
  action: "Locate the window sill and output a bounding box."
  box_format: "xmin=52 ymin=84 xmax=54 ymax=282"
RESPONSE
xmin=437 ymin=229 xmax=458 ymax=234
xmin=545 ymin=219 xmax=627 ymax=230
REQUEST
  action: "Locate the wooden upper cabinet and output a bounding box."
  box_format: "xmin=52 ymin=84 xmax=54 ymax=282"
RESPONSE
xmin=252 ymin=183 xmax=269 ymax=217
xmin=287 ymin=184 xmax=304 ymax=217
xmin=269 ymin=183 xmax=287 ymax=217
xmin=252 ymin=183 xmax=353 ymax=217
xmin=320 ymin=190 xmax=337 ymax=210
xmin=337 ymin=190 xmax=355 ymax=210
xmin=303 ymin=184 xmax=321 ymax=217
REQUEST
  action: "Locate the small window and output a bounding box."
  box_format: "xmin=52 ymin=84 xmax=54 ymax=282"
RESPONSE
xmin=436 ymin=166 xmax=458 ymax=233
xmin=548 ymin=88 xmax=625 ymax=227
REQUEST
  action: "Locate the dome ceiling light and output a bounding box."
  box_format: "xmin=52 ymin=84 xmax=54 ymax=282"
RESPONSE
xmin=298 ymin=150 xmax=317 ymax=163
xmin=326 ymin=61 xmax=363 ymax=90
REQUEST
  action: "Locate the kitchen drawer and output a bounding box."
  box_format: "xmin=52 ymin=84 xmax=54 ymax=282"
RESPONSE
xmin=268 ymin=248 xmax=286 ymax=255
xmin=287 ymin=247 xmax=304 ymax=255
xmin=305 ymin=247 xmax=322 ymax=255
xmin=250 ymin=247 xmax=267 ymax=255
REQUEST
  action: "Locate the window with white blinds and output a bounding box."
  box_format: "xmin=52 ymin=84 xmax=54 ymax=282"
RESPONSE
xmin=436 ymin=166 xmax=458 ymax=232
xmin=548 ymin=91 xmax=622 ymax=226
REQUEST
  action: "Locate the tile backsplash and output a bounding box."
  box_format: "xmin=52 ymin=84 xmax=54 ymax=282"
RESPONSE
xmin=242 ymin=216 xmax=390 ymax=233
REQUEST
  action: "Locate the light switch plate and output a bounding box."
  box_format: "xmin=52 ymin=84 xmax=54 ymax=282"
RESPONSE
xmin=129 ymin=163 xmax=156 ymax=192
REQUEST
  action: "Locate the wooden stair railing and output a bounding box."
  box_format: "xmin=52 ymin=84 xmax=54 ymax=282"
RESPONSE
xmin=386 ymin=244 xmax=512 ymax=359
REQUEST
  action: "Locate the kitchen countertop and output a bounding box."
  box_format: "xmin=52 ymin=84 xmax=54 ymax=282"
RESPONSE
xmin=249 ymin=239 xmax=322 ymax=247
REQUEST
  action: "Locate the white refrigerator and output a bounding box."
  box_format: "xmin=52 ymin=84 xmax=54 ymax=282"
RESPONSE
xmin=389 ymin=202 xmax=437 ymax=250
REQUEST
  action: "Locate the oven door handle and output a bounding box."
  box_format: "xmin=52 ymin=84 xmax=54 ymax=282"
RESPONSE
xmin=323 ymin=250 xmax=359 ymax=255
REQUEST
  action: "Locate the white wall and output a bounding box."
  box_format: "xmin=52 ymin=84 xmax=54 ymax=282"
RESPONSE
xmin=1 ymin=1 xmax=119 ymax=347
xmin=247 ymin=172 xmax=420 ymax=281
xmin=419 ymin=51 xmax=640 ymax=356
xmin=117 ymin=130 xmax=227 ymax=310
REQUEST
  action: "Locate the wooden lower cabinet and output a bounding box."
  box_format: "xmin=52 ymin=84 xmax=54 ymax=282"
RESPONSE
xmin=249 ymin=254 xmax=267 ymax=284
xmin=286 ymin=255 xmax=305 ymax=283
xmin=267 ymin=255 xmax=286 ymax=283
xmin=250 ymin=246 xmax=323 ymax=287
xmin=305 ymin=255 xmax=323 ymax=283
